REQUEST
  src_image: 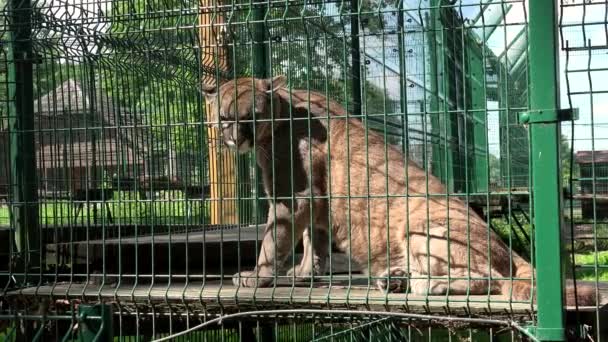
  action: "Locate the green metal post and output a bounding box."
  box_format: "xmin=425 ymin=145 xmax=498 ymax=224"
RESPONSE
xmin=78 ymin=304 xmax=113 ymax=342
xmin=428 ymin=1 xmax=458 ymax=192
xmin=528 ymin=1 xmax=565 ymax=340
xmin=8 ymin=0 xmax=40 ymax=279
xmin=465 ymin=34 xmax=488 ymax=193
xmin=250 ymin=2 xmax=269 ymax=222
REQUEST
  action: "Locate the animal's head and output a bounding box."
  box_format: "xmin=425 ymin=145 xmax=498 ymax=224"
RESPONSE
xmin=200 ymin=76 xmax=287 ymax=154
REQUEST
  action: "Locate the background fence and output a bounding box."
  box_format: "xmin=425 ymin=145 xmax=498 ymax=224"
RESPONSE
xmin=0 ymin=0 xmax=606 ymax=341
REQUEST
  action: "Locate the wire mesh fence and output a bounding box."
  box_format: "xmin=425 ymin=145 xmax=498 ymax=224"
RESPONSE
xmin=560 ymin=0 xmax=608 ymax=340
xmin=0 ymin=0 xmax=606 ymax=341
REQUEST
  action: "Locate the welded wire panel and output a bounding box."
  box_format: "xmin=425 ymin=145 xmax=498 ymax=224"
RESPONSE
xmin=560 ymin=0 xmax=608 ymax=340
xmin=1 ymin=0 xmax=606 ymax=340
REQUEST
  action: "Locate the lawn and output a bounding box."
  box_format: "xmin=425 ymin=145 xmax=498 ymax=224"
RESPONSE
xmin=0 ymin=190 xmax=212 ymax=226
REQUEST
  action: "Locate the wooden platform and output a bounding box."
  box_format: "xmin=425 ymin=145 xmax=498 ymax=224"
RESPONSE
xmin=5 ymin=281 xmax=533 ymax=317
xmin=5 ymin=280 xmax=607 ymax=319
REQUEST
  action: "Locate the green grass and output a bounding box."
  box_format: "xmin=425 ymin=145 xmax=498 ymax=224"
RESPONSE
xmin=0 ymin=190 xmax=212 ymax=226
xmin=574 ymin=251 xmax=608 ymax=281
xmin=118 ymin=325 xmax=525 ymax=342
xmin=32 ymin=324 xmax=522 ymax=342
xmin=0 ymin=326 xmax=16 ymax=342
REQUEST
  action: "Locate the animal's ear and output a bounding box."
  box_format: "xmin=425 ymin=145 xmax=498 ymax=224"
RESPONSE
xmin=265 ymin=75 xmax=287 ymax=94
xmin=199 ymin=82 xmax=218 ymax=102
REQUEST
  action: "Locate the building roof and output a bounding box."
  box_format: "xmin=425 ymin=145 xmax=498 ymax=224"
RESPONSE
xmin=33 ymin=80 xmax=146 ymax=154
xmin=0 ymin=80 xmax=148 ymax=182
xmin=575 ymin=150 xmax=608 ymax=164
xmin=38 ymin=139 xmax=144 ymax=169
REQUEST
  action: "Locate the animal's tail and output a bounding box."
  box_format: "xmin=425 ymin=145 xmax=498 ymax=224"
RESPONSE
xmin=499 ymin=255 xmax=598 ymax=307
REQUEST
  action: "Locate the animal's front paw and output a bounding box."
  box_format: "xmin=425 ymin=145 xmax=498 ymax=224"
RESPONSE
xmin=376 ymin=267 xmax=409 ymax=293
xmin=409 ymin=278 xmax=449 ymax=295
xmin=232 ymin=269 xmax=274 ymax=287
xmin=286 ymin=264 xmax=317 ymax=281
xmin=286 ymin=257 xmax=326 ymax=281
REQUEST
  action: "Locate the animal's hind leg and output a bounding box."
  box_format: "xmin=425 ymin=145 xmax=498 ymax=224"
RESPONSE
xmin=408 ymin=226 xmax=496 ymax=296
xmin=409 ymin=271 xmax=494 ymax=296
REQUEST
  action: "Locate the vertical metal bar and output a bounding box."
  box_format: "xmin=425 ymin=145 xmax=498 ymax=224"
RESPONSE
xmin=251 ymin=3 xmax=267 ymax=78
xmin=528 ymin=1 xmax=565 ymax=340
xmin=8 ymin=0 xmax=40 ymax=281
xmin=350 ymin=0 xmax=361 ymax=116
xmin=88 ymin=61 xmax=99 ymax=225
xmin=251 ymin=0 xmax=268 ymax=221
xmin=428 ymin=3 xmax=442 ymax=185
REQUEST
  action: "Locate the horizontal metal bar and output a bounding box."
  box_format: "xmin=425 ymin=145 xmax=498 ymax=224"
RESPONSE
xmin=0 ymin=314 xmax=102 ymax=321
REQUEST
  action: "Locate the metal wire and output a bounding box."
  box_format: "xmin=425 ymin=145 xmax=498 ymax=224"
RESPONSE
xmin=149 ymin=308 xmax=538 ymax=342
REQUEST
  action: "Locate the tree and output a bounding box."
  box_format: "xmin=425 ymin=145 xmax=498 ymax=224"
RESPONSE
xmin=97 ymin=0 xmax=205 ymax=180
xmin=561 ymin=133 xmax=576 ymax=188
xmin=489 ymin=153 xmax=501 ymax=185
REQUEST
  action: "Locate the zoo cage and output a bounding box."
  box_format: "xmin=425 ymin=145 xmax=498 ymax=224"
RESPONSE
xmin=0 ymin=0 xmax=606 ymax=341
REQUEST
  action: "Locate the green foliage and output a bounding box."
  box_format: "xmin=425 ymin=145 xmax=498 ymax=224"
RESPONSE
xmin=490 ymin=215 xmax=531 ymax=259
xmin=488 ymin=153 xmax=501 ymax=185
xmin=0 ymin=316 xmax=15 ymax=342
xmin=561 ymin=134 xmax=576 ymax=187
xmin=102 ymin=0 xmax=204 ymax=154
xmin=576 ymin=250 xmax=608 ymax=266
xmin=574 ymin=251 xmax=608 ymax=281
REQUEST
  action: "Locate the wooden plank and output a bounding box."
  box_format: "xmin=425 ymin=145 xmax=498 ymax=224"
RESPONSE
xmin=199 ymin=0 xmax=238 ymax=225
xmin=572 ymin=194 xmax=608 ymax=201
xmin=69 ymin=224 xmax=265 ymax=244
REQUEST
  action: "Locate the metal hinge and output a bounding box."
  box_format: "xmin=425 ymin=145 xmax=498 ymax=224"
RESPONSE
xmin=518 ymin=108 xmax=579 ymax=124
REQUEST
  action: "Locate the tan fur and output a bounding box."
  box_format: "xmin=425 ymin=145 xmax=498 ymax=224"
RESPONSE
xmin=201 ymin=76 xmax=598 ymax=307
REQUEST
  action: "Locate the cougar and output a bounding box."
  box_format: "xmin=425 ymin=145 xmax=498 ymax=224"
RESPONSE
xmin=201 ymin=75 xmax=597 ymax=306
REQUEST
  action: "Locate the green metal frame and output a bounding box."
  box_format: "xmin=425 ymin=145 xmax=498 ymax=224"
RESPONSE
xmin=78 ymin=304 xmax=114 ymax=342
xmin=528 ymin=1 xmax=566 ymax=340
xmin=7 ymin=0 xmax=40 ymax=282
xmin=465 ymin=33 xmax=489 ymax=193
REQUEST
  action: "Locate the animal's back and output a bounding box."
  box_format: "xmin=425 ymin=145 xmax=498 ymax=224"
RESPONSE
xmin=324 ymin=116 xmax=506 ymax=275
xmin=274 ymin=84 xmax=596 ymax=305
xmin=276 ymin=87 xmax=509 ymax=275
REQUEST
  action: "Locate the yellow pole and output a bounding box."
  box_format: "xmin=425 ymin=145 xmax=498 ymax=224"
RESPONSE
xmin=199 ymin=0 xmax=238 ymax=225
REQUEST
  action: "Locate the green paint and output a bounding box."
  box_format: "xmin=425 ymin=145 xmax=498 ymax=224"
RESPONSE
xmin=528 ymin=0 xmax=566 ymax=340
xmin=78 ymin=304 xmax=113 ymax=342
